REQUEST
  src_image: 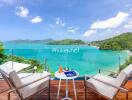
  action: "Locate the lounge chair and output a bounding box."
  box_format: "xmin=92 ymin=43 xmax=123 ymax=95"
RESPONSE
xmin=0 ymin=61 xmax=35 ymax=79
xmin=0 ymin=64 xmax=51 ymax=100
xmin=0 ymin=61 xmax=30 ymax=72
xmin=85 ymin=64 xmax=132 ymax=100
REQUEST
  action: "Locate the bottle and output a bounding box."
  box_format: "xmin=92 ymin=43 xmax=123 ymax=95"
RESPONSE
xmin=58 ymin=65 xmax=63 ymax=73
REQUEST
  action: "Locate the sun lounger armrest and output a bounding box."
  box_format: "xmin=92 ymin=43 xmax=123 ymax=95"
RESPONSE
xmin=0 ymin=89 xmax=11 ymax=94
xmin=85 ymin=75 xmax=94 ymax=81
xmin=17 ymin=68 xmax=35 ymax=74
xmin=8 ymin=74 xmax=50 ymax=93
xmin=7 ymin=88 xmax=16 ymax=94
xmin=91 ymin=77 xmax=128 ymax=93
xmin=99 ymin=69 xmax=118 ymax=75
xmin=123 ymin=88 xmax=132 ymax=92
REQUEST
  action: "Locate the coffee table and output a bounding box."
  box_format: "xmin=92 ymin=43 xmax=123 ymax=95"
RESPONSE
xmin=55 ymin=71 xmax=79 ymax=100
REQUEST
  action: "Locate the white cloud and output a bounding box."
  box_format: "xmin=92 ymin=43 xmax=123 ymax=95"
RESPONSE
xmin=30 ymin=16 xmax=43 ymax=23
xmin=128 ymin=21 xmax=132 ymax=24
xmin=67 ymin=26 xmax=79 ymax=33
xmin=125 ymin=4 xmax=131 ymax=8
xmin=56 ymin=17 xmax=65 ymax=26
xmin=16 ymin=6 xmax=29 ymax=18
xmin=124 ymin=21 xmax=132 ymax=28
xmin=0 ymin=0 xmax=16 ymax=5
xmin=83 ymin=30 xmax=96 ymax=37
xmin=67 ymin=29 xmax=75 ymax=33
xmin=90 ymin=12 xmax=129 ymax=29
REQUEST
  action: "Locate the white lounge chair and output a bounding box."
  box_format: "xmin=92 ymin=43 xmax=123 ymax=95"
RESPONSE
xmin=85 ymin=64 xmax=132 ymax=100
xmin=0 ymin=64 xmax=51 ymax=100
xmin=0 ymin=61 xmax=30 ymax=73
xmin=0 ymin=61 xmax=35 ymax=79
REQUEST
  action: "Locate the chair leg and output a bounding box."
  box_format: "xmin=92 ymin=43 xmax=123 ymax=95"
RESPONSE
xmin=85 ymin=87 xmax=86 ymax=100
xmin=8 ymin=93 xmax=10 ymax=100
xmin=84 ymin=81 xmax=86 ymax=100
xmin=49 ymin=80 xmax=50 ymax=100
xmin=126 ymin=92 xmax=128 ymax=100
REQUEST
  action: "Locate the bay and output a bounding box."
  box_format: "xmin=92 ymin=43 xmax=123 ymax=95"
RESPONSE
xmin=3 ymin=42 xmax=129 ymax=76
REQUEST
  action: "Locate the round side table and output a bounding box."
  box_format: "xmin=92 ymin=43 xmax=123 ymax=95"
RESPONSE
xmin=55 ymin=71 xmax=79 ymax=100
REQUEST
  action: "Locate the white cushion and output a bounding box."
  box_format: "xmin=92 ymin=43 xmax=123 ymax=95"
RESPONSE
xmin=86 ymin=74 xmax=118 ymax=99
xmin=92 ymin=74 xmax=117 ymax=85
xmin=9 ymin=71 xmax=22 ymax=87
xmin=0 ymin=61 xmax=30 ymax=77
xmin=0 ymin=61 xmax=30 ymax=72
xmin=0 ymin=65 xmax=13 ymax=77
xmin=18 ymin=73 xmax=34 ymax=79
xmin=20 ymin=73 xmax=50 ymax=99
xmin=117 ymin=64 xmax=132 ymax=85
xmin=86 ymin=64 xmax=132 ymax=99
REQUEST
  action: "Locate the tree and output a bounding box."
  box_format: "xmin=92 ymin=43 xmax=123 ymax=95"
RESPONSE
xmin=0 ymin=42 xmax=4 ymax=64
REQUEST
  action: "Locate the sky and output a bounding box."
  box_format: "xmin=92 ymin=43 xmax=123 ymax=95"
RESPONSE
xmin=0 ymin=0 xmax=132 ymax=41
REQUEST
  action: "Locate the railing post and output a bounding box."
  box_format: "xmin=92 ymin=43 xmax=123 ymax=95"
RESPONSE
xmin=44 ymin=58 xmax=47 ymax=71
xmin=11 ymin=49 xmax=14 ymax=70
xmin=98 ymin=69 xmax=101 ymax=73
xmin=119 ymin=55 xmax=121 ymax=72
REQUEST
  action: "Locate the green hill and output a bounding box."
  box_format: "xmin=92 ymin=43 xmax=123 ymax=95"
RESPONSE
xmin=0 ymin=42 xmax=3 ymax=52
xmin=0 ymin=42 xmax=4 ymax=64
xmin=47 ymin=39 xmax=85 ymax=45
xmin=92 ymin=32 xmax=132 ymax=50
xmin=6 ymin=39 xmax=55 ymax=44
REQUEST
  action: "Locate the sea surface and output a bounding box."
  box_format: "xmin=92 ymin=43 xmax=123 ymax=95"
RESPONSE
xmin=3 ymin=42 xmax=129 ymax=76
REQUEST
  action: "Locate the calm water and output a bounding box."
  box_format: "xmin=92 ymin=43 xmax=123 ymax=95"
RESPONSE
xmin=4 ymin=42 xmax=129 ymax=75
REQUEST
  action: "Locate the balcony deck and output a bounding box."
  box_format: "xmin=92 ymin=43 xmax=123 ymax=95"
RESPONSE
xmin=0 ymin=80 xmax=132 ymax=100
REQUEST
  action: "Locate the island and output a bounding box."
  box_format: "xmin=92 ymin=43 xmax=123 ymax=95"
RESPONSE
xmin=6 ymin=38 xmax=55 ymax=44
xmin=91 ymin=32 xmax=132 ymax=51
xmin=90 ymin=32 xmax=132 ymax=70
xmin=47 ymin=39 xmax=86 ymax=45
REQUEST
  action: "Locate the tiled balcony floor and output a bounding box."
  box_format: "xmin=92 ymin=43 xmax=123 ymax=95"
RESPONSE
xmin=0 ymin=80 xmax=132 ymax=100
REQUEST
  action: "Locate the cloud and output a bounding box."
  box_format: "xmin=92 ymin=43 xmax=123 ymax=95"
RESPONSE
xmin=90 ymin=12 xmax=129 ymax=29
xmin=67 ymin=26 xmax=79 ymax=33
xmin=67 ymin=29 xmax=75 ymax=33
xmin=124 ymin=21 xmax=132 ymax=28
xmin=16 ymin=6 xmax=43 ymax=24
xmin=125 ymin=4 xmax=132 ymax=8
xmin=56 ymin=17 xmax=65 ymax=26
xmin=83 ymin=30 xmax=96 ymax=37
xmin=30 ymin=16 xmax=43 ymax=23
xmin=0 ymin=0 xmax=16 ymax=5
xmin=16 ymin=6 xmax=29 ymax=18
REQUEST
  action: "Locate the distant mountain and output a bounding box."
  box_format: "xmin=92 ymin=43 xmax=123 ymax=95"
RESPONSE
xmin=47 ymin=39 xmax=86 ymax=45
xmin=6 ymin=39 xmax=55 ymax=44
xmin=91 ymin=32 xmax=132 ymax=51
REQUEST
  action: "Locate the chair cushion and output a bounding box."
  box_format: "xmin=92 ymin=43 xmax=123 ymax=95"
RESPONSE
xmin=20 ymin=73 xmax=50 ymax=99
xmin=0 ymin=61 xmax=30 ymax=72
xmin=117 ymin=64 xmax=132 ymax=85
xmin=18 ymin=73 xmax=34 ymax=79
xmin=0 ymin=65 xmax=13 ymax=77
xmin=9 ymin=71 xmax=22 ymax=87
xmin=86 ymin=74 xmax=118 ymax=99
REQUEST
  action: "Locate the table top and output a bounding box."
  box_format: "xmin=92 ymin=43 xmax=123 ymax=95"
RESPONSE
xmin=55 ymin=70 xmax=79 ymax=80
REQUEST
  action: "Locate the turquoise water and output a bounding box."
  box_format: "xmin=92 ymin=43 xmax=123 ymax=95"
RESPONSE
xmin=4 ymin=42 xmax=129 ymax=75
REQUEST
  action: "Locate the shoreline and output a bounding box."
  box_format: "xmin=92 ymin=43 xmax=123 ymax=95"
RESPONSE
xmin=90 ymin=45 xmax=99 ymax=49
xmin=127 ymin=50 xmax=132 ymax=56
xmin=123 ymin=50 xmax=132 ymax=56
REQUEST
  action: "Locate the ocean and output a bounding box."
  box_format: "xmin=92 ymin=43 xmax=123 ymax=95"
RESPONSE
xmin=3 ymin=42 xmax=129 ymax=76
